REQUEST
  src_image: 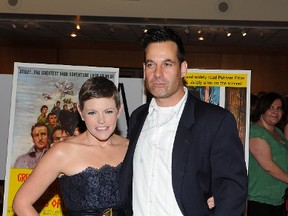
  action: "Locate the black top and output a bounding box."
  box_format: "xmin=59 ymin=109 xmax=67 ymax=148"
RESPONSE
xmin=59 ymin=164 xmax=124 ymax=215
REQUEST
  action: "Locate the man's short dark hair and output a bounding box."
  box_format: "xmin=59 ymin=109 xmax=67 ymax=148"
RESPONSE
xmin=141 ymin=27 xmax=186 ymax=63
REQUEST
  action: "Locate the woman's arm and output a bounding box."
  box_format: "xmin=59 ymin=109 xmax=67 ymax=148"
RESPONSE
xmin=12 ymin=145 xmax=65 ymax=216
xmin=250 ymin=137 xmax=288 ymax=183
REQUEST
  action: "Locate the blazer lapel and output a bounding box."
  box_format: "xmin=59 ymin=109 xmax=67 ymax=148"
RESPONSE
xmin=120 ymin=104 xmax=149 ymax=213
xmin=172 ymin=93 xmax=197 ymax=211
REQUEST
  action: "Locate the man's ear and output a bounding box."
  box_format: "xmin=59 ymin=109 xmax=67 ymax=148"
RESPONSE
xmin=181 ymin=61 xmax=188 ymax=78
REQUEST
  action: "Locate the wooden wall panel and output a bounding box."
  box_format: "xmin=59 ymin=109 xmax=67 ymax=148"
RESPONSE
xmin=57 ymin=49 xmax=143 ymax=68
xmin=1 ymin=41 xmax=288 ymax=94
xmin=187 ymin=53 xmax=222 ymax=69
xmin=0 ymin=46 xmax=57 ymax=74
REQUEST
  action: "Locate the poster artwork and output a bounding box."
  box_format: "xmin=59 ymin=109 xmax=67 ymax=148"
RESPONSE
xmin=3 ymin=62 xmax=119 ymax=216
xmin=185 ymin=69 xmax=251 ymax=167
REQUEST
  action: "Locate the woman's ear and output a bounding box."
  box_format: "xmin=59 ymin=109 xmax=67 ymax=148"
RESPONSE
xmin=77 ymin=104 xmax=85 ymax=121
xmin=117 ymin=104 xmax=123 ymax=119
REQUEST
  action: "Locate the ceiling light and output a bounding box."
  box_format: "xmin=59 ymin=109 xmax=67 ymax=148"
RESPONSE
xmin=226 ymin=31 xmax=231 ymax=37
xmin=198 ymin=29 xmax=202 ymax=34
xmin=11 ymin=23 xmax=16 ymax=29
xmin=184 ymin=27 xmax=189 ymax=34
xmin=198 ymin=36 xmax=204 ymax=41
xmin=70 ymin=33 xmax=77 ymax=38
xmin=241 ymin=30 xmax=247 ymax=37
xmin=76 ymin=24 xmax=80 ymax=30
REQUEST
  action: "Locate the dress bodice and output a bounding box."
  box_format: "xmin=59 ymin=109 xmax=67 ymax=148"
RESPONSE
xmin=59 ymin=163 xmax=123 ymax=215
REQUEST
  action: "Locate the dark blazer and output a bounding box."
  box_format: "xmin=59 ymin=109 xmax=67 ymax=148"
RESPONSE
xmin=120 ymin=91 xmax=248 ymax=216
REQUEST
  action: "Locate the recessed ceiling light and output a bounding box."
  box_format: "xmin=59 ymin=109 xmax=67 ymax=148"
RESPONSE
xmin=71 ymin=33 xmax=77 ymax=37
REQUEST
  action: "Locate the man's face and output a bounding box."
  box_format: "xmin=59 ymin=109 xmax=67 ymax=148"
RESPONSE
xmin=42 ymin=107 xmax=48 ymax=115
xmin=52 ymin=129 xmax=70 ymax=143
xmin=32 ymin=126 xmax=49 ymax=151
xmin=48 ymin=114 xmax=58 ymax=127
xmin=143 ymin=41 xmax=187 ymax=106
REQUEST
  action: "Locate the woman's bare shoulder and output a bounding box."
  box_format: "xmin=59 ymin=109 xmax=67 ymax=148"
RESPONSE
xmin=111 ymin=134 xmax=129 ymax=147
xmin=50 ymin=136 xmax=83 ymax=154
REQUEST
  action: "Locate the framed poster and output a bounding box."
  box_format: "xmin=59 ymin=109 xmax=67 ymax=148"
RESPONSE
xmin=3 ymin=62 xmax=119 ymax=216
xmin=185 ymin=69 xmax=251 ymax=168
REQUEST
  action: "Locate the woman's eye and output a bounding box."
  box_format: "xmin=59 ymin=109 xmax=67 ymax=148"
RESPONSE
xmin=88 ymin=111 xmax=95 ymax=115
xmin=105 ymin=110 xmax=114 ymax=114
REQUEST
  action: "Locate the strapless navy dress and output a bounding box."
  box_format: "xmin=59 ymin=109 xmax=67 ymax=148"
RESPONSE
xmin=59 ymin=164 xmax=125 ymax=216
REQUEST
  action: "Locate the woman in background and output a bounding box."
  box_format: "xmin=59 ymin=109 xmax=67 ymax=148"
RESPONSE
xmin=248 ymin=92 xmax=288 ymax=216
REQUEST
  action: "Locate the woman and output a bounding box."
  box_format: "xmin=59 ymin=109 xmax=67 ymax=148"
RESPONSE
xmin=248 ymin=92 xmax=288 ymax=216
xmin=12 ymin=77 xmax=128 ymax=215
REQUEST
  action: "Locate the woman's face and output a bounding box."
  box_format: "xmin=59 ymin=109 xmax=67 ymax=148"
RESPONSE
xmin=261 ymin=99 xmax=283 ymax=126
xmin=79 ymin=97 xmax=121 ymax=141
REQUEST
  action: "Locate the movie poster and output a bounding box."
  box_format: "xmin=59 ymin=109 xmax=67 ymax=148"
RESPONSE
xmin=3 ymin=62 xmax=119 ymax=216
xmin=185 ymin=69 xmax=251 ymax=166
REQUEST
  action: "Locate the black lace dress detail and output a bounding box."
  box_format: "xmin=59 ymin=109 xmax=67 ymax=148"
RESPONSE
xmin=59 ymin=163 xmax=124 ymax=215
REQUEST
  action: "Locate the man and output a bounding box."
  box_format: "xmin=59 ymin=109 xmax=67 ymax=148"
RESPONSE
xmin=59 ymin=104 xmax=73 ymax=135
xmin=120 ymin=27 xmax=248 ymax=216
xmin=46 ymin=112 xmax=60 ymax=137
xmin=70 ymin=102 xmax=82 ymax=134
xmin=14 ymin=123 xmax=49 ymax=169
xmin=51 ymin=100 xmax=61 ymax=119
xmin=37 ymin=105 xmax=48 ymax=124
xmin=50 ymin=125 xmax=71 ymax=145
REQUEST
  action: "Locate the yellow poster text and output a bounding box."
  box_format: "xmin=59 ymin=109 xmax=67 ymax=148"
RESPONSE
xmin=184 ymin=73 xmax=247 ymax=87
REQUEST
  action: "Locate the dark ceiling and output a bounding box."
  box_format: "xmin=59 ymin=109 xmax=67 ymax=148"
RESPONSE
xmin=1 ymin=13 xmax=288 ymax=48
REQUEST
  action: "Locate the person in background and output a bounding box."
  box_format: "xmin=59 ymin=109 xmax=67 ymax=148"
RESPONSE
xmin=70 ymin=102 xmax=82 ymax=135
xmin=37 ymin=105 xmax=48 ymax=124
xmin=51 ymin=100 xmax=61 ymax=120
xmin=248 ymin=92 xmax=288 ymax=216
xmin=14 ymin=123 xmax=49 ymax=169
xmin=250 ymin=93 xmax=259 ymax=117
xmin=50 ymin=126 xmax=71 ymax=145
xmin=46 ymin=112 xmax=60 ymax=138
xmin=59 ymin=104 xmax=73 ymax=135
xmin=120 ymin=26 xmax=247 ymax=216
xmin=13 ymin=77 xmax=128 ymax=216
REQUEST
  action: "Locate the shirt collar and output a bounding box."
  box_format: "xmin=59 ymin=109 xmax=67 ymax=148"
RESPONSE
xmin=148 ymin=87 xmax=188 ymax=117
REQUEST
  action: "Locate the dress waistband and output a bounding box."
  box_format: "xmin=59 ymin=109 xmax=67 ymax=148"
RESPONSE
xmin=68 ymin=207 xmax=125 ymax=216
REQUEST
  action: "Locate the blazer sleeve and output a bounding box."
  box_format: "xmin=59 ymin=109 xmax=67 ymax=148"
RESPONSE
xmin=211 ymin=111 xmax=248 ymax=216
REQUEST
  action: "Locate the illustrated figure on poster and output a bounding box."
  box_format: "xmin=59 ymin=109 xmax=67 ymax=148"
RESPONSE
xmin=50 ymin=126 xmax=71 ymax=145
xmin=51 ymin=100 xmax=61 ymax=120
xmin=37 ymin=105 xmax=48 ymax=124
xmin=54 ymin=80 xmax=74 ymax=98
xmin=14 ymin=123 xmax=49 ymax=169
xmin=13 ymin=76 xmax=128 ymax=215
xmin=46 ymin=112 xmax=60 ymax=138
xmin=70 ymin=102 xmax=82 ymax=134
xmin=58 ymin=104 xmax=73 ymax=135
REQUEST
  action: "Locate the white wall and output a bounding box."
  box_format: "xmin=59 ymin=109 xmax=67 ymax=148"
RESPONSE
xmin=118 ymin=77 xmax=145 ymax=137
xmin=0 ymin=75 xmax=144 ymax=180
xmin=0 ymin=75 xmax=13 ymax=180
xmin=1 ymin=0 xmax=288 ymax=22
